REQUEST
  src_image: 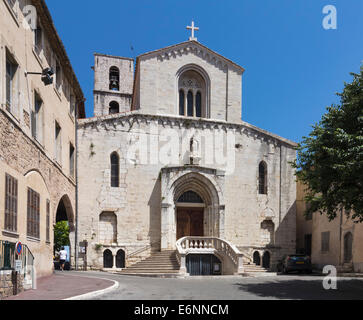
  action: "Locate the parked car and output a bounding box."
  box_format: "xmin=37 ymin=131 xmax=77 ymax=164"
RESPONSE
xmin=278 ymin=254 xmax=313 ymax=274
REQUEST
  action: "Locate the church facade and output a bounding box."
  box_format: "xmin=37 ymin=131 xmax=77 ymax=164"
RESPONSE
xmin=77 ymin=37 xmax=297 ymax=274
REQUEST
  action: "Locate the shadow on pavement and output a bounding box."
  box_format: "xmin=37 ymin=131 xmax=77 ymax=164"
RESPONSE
xmin=234 ymin=278 xmax=363 ymax=300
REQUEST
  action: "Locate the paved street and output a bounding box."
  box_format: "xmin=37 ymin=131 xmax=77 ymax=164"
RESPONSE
xmin=64 ymin=271 xmax=363 ymax=300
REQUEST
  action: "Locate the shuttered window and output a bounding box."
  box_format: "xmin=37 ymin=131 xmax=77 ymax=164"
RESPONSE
xmin=4 ymin=174 xmax=18 ymax=232
xmin=27 ymin=188 xmax=40 ymax=239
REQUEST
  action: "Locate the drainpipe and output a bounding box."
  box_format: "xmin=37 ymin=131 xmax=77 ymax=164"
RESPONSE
xmin=74 ymin=100 xmax=84 ymax=271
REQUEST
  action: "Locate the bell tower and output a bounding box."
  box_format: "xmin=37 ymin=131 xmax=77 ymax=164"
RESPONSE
xmin=93 ymin=53 xmax=134 ymax=117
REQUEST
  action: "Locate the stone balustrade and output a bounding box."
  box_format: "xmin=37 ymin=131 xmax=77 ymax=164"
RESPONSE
xmin=176 ymin=236 xmax=244 ymax=275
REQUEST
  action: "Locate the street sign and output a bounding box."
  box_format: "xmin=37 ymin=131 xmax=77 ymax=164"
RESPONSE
xmin=15 ymin=242 xmax=23 ymax=256
xmin=15 ymin=260 xmax=22 ymax=273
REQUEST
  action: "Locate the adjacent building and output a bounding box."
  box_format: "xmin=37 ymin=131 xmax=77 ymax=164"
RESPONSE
xmin=297 ymin=181 xmax=363 ymax=273
xmin=0 ymin=0 xmax=85 ymax=297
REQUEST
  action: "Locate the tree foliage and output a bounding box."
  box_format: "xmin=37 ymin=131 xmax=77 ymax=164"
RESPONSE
xmin=54 ymin=221 xmax=70 ymax=252
xmin=294 ymin=67 xmax=363 ymax=222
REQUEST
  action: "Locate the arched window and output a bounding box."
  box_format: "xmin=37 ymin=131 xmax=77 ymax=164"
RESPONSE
xmin=109 ymin=66 xmax=120 ymax=91
xmin=259 ymin=161 xmax=268 ymax=195
xmin=187 ymin=91 xmax=193 ymax=117
xmin=179 ymin=90 xmax=185 ymax=116
xmin=177 ymin=191 xmax=204 ymax=204
xmin=110 ymin=152 xmax=119 ymax=187
xmin=109 ymin=101 xmax=119 ymax=115
xmin=178 ymin=69 xmax=207 ymax=118
xmin=196 ymin=91 xmax=202 ymax=118
xmin=344 ymin=232 xmax=353 ymax=263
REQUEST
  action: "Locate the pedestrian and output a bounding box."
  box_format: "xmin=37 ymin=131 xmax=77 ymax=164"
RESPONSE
xmin=59 ymin=247 xmax=68 ymax=271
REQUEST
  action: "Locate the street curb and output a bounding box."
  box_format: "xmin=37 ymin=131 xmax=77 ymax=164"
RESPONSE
xmin=64 ymin=276 xmax=119 ymax=300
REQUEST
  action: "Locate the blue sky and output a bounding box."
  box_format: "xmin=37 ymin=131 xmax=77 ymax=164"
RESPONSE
xmin=46 ymin=0 xmax=363 ymax=143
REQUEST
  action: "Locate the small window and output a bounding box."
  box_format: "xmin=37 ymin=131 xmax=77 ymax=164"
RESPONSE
xmin=196 ymin=92 xmax=202 ymax=118
xmin=179 ymin=90 xmax=185 ymax=116
xmin=32 ymin=92 xmax=43 ymax=143
xmin=109 ymin=101 xmax=120 ymax=115
xmin=69 ymin=143 xmax=75 ymax=178
xmin=6 ymin=52 xmax=18 ymax=113
xmin=321 ymin=232 xmax=330 ymax=252
xmin=110 ymin=152 xmax=119 ymax=187
xmin=55 ymin=60 xmax=61 ymax=91
xmin=109 ymin=67 xmax=120 ymax=91
xmin=70 ymin=94 xmax=76 ymax=117
xmin=6 ymin=0 xmax=18 ymax=17
xmin=34 ymin=24 xmax=42 ymax=55
xmin=259 ymin=161 xmax=268 ymax=195
xmin=27 ymin=188 xmax=40 ymax=239
xmin=55 ymin=121 xmax=62 ymax=165
xmin=4 ymin=174 xmax=18 ymax=232
xmin=187 ymin=91 xmax=193 ymax=117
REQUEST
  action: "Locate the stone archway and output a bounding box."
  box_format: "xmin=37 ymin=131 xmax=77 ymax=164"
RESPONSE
xmin=160 ymin=167 xmax=225 ymax=250
xmin=103 ymin=249 xmax=113 ymax=268
xmin=55 ymin=195 xmax=75 ymax=265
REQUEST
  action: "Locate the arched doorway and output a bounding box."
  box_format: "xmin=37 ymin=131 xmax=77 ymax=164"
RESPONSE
xmin=344 ymin=232 xmax=353 ymax=263
xmin=116 ymin=249 xmax=125 ymax=269
xmin=176 ymin=191 xmax=205 ymax=240
xmin=54 ymin=195 xmax=75 ymax=268
xmin=262 ymin=251 xmax=271 ymax=269
xmin=253 ymin=251 xmax=261 ymax=266
xmin=103 ymin=250 xmax=113 ymax=268
xmin=161 ymin=169 xmax=224 ymax=250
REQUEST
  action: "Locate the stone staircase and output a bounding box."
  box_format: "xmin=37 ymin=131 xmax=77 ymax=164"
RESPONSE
xmin=243 ymin=263 xmax=270 ymax=274
xmin=119 ymin=250 xmax=180 ymax=275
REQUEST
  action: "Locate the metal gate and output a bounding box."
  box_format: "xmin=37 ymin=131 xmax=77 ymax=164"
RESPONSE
xmin=186 ymin=254 xmax=221 ymax=276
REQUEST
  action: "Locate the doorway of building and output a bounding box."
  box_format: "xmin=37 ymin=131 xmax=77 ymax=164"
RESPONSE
xmin=187 ymin=254 xmax=222 ymax=276
xmin=177 ymin=208 xmax=204 ymax=240
xmin=262 ymin=251 xmax=271 ymax=269
xmin=54 ymin=195 xmax=73 ymax=270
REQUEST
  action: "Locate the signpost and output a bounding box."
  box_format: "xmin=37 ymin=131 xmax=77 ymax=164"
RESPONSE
xmin=15 ymin=242 xmax=23 ymax=256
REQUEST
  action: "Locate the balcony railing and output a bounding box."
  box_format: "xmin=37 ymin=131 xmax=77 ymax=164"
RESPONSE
xmin=176 ymin=237 xmax=244 ymax=275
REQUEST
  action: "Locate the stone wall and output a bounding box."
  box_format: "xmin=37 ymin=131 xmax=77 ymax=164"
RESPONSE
xmin=0 ymin=271 xmax=24 ymax=300
xmin=0 ymin=109 xmax=76 ymax=277
xmin=93 ymin=54 xmax=134 ymax=117
xmin=134 ymin=41 xmax=243 ymax=123
xmin=77 ymin=112 xmax=297 ymax=270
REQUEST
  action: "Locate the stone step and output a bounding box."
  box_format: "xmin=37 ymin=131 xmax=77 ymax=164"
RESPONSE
xmin=121 ymin=269 xmax=180 ymax=274
xmin=127 ymin=265 xmax=179 ymax=269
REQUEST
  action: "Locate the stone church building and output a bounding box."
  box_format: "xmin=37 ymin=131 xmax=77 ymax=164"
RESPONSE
xmin=77 ymin=30 xmax=297 ymax=275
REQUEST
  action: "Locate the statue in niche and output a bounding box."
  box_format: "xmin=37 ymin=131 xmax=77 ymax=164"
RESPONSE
xmin=190 ymin=137 xmax=201 ymax=165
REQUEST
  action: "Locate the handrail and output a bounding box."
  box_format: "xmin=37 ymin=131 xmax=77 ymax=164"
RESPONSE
xmin=126 ymin=240 xmax=161 ymax=259
xmin=176 ymin=237 xmax=244 ymax=275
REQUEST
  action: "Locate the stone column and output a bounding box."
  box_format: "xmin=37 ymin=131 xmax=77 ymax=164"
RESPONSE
xmin=219 ymin=205 xmax=225 ymax=239
xmin=161 ymin=203 xmax=171 ymax=250
xmin=113 ymin=254 xmax=116 ymax=269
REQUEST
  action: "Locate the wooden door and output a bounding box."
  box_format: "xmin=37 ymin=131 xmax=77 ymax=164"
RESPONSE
xmin=177 ymin=208 xmax=204 ymax=240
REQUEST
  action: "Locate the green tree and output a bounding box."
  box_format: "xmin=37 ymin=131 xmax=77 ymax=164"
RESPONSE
xmin=54 ymin=221 xmax=70 ymax=252
xmin=294 ymin=67 xmax=363 ymax=222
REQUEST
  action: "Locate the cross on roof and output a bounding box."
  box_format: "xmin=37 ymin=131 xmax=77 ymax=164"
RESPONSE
xmin=187 ymin=20 xmax=199 ymax=41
